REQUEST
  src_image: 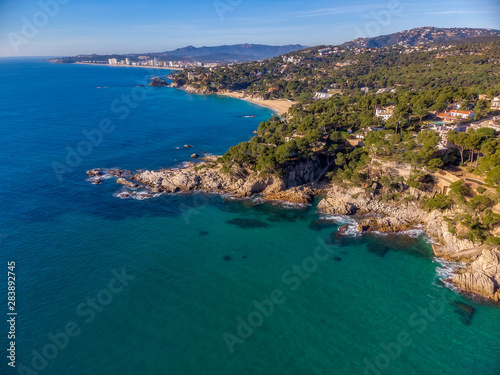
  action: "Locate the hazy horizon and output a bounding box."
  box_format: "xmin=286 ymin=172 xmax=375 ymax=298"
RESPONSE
xmin=1 ymin=0 xmax=499 ymax=57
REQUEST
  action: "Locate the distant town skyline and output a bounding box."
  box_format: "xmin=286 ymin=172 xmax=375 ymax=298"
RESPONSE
xmin=0 ymin=0 xmax=499 ymax=57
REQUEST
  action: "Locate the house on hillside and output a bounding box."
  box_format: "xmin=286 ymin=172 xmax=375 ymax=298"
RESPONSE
xmin=313 ymin=89 xmax=339 ymax=100
xmin=284 ymin=130 xmax=305 ymax=142
xmin=375 ymin=106 xmax=395 ymax=121
xmin=491 ymin=97 xmax=500 ymax=110
xmin=447 ymin=102 xmax=463 ymax=110
xmin=437 ymin=109 xmax=475 ymax=123
xmin=376 ymin=88 xmax=396 ymax=94
xmin=367 ymin=126 xmax=385 ymax=132
xmin=318 ymin=48 xmax=332 ymax=56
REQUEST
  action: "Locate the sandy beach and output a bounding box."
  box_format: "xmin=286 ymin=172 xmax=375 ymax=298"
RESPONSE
xmin=219 ymin=90 xmax=295 ymax=115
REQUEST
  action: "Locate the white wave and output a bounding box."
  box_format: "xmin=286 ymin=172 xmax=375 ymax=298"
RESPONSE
xmin=113 ymin=190 xmax=162 ymax=200
xmin=424 ymin=236 xmax=440 ymax=245
xmin=398 ymin=227 xmax=426 ymax=238
xmin=319 ymin=214 xmax=357 ymax=225
xmin=170 ymin=161 xmax=192 ymax=170
xmin=85 ymin=174 xmax=115 ymax=183
xmin=319 ymin=215 xmax=360 ymax=236
xmin=343 ymin=224 xmax=361 ymax=237
xmin=432 ymin=257 xmax=465 ymax=289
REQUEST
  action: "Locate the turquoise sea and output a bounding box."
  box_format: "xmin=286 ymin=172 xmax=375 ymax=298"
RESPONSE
xmin=1 ymin=59 xmax=500 ymax=375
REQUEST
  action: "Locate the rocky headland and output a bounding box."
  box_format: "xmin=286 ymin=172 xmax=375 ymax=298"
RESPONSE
xmin=87 ymin=158 xmax=500 ymax=303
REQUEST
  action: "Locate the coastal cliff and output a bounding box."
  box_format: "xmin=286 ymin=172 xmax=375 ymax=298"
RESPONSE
xmin=452 ymin=247 xmax=500 ymax=302
xmin=315 ymin=184 xmax=500 ymax=302
xmin=131 ymin=158 xmax=321 ymax=197
xmin=87 ymin=158 xmax=500 ymax=303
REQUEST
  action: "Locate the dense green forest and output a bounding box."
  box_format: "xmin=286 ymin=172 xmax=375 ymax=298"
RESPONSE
xmin=173 ymin=39 xmax=500 ymax=244
xmin=174 ymin=40 xmax=500 ymax=101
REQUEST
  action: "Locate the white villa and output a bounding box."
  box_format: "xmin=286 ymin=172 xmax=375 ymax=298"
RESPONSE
xmin=313 ymin=89 xmax=340 ymax=100
xmin=491 ymin=97 xmax=500 ymax=109
xmin=437 ymin=110 xmax=475 ymax=123
xmin=375 ymin=106 xmax=395 ymax=121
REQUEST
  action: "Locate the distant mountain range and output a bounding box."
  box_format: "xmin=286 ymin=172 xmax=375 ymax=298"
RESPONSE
xmin=55 ymin=44 xmax=307 ymax=64
xmin=162 ymin=44 xmax=307 ymax=62
xmin=54 ymin=27 xmax=500 ymax=65
xmin=341 ymin=27 xmax=500 ymax=48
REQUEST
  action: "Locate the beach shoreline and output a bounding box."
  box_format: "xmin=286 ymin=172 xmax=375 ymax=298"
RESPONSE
xmin=73 ymin=62 xmax=184 ymax=71
xmin=71 ymin=62 xmax=292 ymax=114
xmin=217 ymin=90 xmax=295 ymax=115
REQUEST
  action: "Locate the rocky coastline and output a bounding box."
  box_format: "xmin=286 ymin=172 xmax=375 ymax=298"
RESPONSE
xmin=87 ymin=158 xmax=500 ymax=303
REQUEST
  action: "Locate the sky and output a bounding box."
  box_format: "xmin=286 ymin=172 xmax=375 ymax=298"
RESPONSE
xmin=0 ymin=0 xmax=499 ymax=57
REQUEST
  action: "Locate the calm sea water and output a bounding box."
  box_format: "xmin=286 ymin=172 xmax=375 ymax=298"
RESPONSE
xmin=1 ymin=59 xmax=500 ymax=375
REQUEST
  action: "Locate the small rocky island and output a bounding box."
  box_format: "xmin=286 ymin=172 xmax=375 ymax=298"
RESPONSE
xmin=87 ymin=156 xmax=500 ymax=303
xmin=149 ymin=77 xmax=170 ymax=87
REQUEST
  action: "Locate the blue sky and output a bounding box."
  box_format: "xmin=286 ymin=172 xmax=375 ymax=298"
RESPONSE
xmin=0 ymin=0 xmax=499 ymax=57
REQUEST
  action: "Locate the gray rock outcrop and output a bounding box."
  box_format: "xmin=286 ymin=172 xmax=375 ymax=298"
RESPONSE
xmin=452 ymin=248 xmax=500 ymax=302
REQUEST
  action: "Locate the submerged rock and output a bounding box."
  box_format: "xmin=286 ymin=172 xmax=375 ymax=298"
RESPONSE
xmin=267 ymin=212 xmax=298 ymax=223
xmin=453 ymin=301 xmax=476 ymax=325
xmin=226 ymin=218 xmax=269 ymax=229
xmin=308 ymin=219 xmax=338 ymax=232
xmin=199 ymin=231 xmax=209 ymax=236
xmin=223 ymin=256 xmax=231 ymax=261
xmin=366 ymin=244 xmax=391 ymax=258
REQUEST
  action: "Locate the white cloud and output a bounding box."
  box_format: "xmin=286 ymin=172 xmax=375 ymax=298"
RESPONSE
xmin=421 ymin=10 xmax=489 ymax=15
